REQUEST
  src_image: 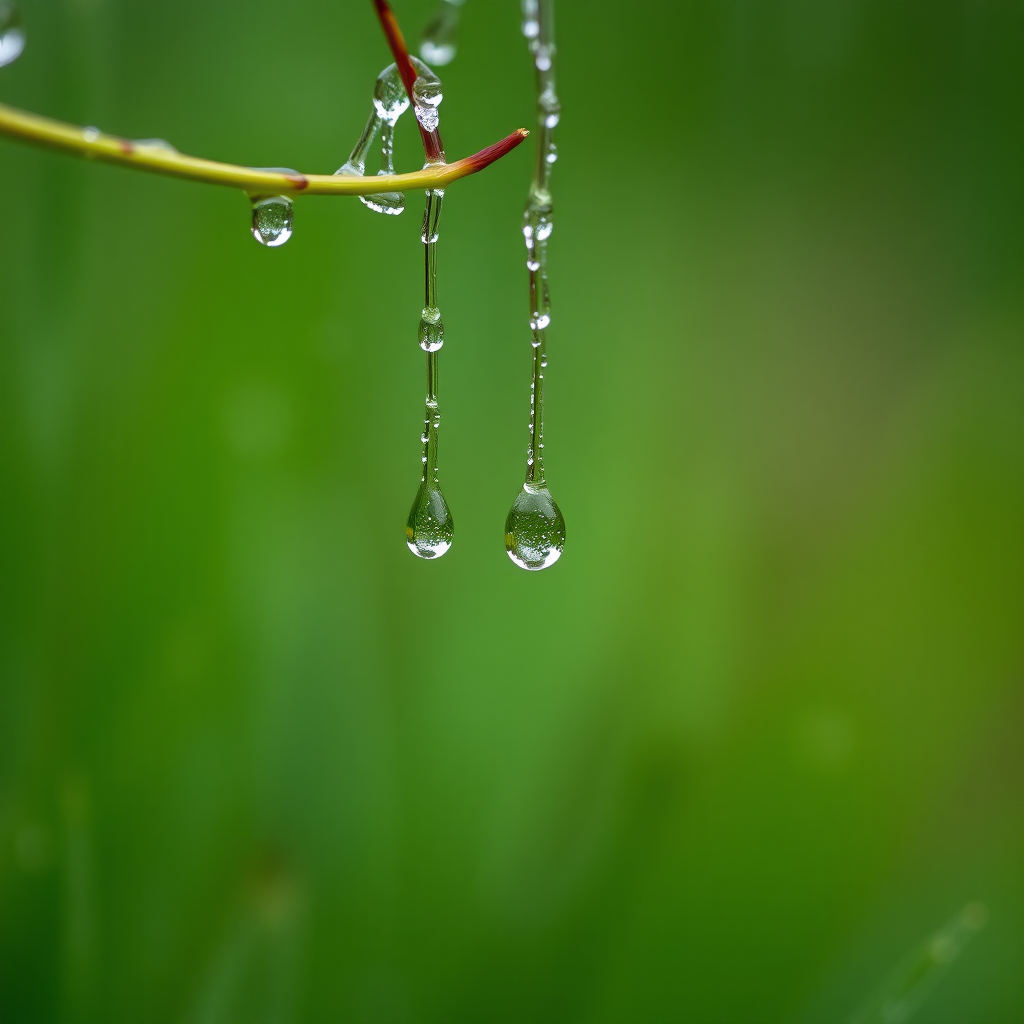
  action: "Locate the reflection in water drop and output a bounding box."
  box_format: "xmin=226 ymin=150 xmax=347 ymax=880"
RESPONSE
xmin=249 ymin=195 xmax=293 ymax=247
xmin=406 ymin=481 xmax=454 ymax=558
xmin=505 ymin=483 xmax=565 ymax=570
xmin=0 ymin=1 xmax=25 ymax=68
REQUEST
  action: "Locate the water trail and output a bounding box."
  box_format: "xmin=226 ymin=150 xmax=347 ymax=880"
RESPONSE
xmin=505 ymin=0 xmax=565 ymax=571
xmin=420 ymin=0 xmax=465 ymax=67
xmin=406 ymin=187 xmax=453 ymax=558
xmin=336 ymin=63 xmax=409 ymax=215
xmin=404 ymin=58 xmax=452 ymax=558
xmin=0 ymin=1 xmax=25 ymax=68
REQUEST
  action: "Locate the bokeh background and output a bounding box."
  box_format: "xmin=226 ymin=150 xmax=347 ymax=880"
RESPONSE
xmin=1 ymin=1 xmax=1022 ymax=1022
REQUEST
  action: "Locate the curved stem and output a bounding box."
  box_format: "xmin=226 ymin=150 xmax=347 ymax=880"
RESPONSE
xmin=0 ymin=102 xmax=526 ymax=197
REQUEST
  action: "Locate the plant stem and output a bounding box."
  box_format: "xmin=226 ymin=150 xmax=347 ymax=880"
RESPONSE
xmin=373 ymin=0 xmax=446 ymax=165
xmin=0 ymin=102 xmax=525 ymax=197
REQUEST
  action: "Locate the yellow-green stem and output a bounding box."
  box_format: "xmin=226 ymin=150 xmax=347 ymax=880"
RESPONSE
xmin=0 ymin=102 xmax=527 ymax=197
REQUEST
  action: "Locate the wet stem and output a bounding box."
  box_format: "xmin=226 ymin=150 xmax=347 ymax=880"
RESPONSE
xmin=0 ymin=3 xmax=527 ymax=196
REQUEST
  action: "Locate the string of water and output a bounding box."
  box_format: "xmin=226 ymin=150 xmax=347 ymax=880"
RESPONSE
xmin=505 ymin=0 xmax=565 ymax=571
xmin=405 ymin=65 xmax=454 ymax=558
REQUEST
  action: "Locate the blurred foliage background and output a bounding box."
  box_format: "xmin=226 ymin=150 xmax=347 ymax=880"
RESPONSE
xmin=1 ymin=1 xmax=1022 ymax=1022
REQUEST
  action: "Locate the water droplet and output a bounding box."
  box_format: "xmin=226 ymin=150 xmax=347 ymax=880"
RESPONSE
xmin=534 ymin=43 xmax=553 ymax=72
xmin=133 ymin=137 xmax=177 ymax=153
xmin=83 ymin=126 xmax=101 ymax=143
xmin=373 ymin=63 xmax=410 ymax=124
xmin=418 ymin=307 xmax=444 ymax=352
xmin=406 ymin=482 xmax=454 ymax=559
xmin=0 ymin=1 xmax=25 ymax=68
xmin=249 ymin=195 xmax=293 ymax=247
xmin=420 ymin=0 xmax=464 ymax=67
xmin=410 ymin=57 xmax=443 ymax=133
xmin=505 ymin=484 xmax=565 ymax=571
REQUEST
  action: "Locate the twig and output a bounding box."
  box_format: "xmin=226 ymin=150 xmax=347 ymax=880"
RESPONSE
xmin=0 ymin=102 xmax=526 ymax=196
xmin=372 ymin=0 xmax=446 ymax=165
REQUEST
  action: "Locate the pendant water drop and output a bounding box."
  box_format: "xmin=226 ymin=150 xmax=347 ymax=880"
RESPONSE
xmin=505 ymin=0 xmax=565 ymax=571
xmin=406 ymin=481 xmax=454 ymax=559
xmin=505 ymin=483 xmax=565 ymax=571
xmin=406 ymin=185 xmax=453 ymax=560
xmin=249 ymin=195 xmax=293 ymax=247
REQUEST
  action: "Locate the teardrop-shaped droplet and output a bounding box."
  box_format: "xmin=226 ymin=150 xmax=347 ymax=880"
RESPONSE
xmin=406 ymin=482 xmax=454 ymax=559
xmin=505 ymin=483 xmax=565 ymax=570
xmin=0 ymin=1 xmax=25 ymax=68
xmin=250 ymin=195 xmax=293 ymax=247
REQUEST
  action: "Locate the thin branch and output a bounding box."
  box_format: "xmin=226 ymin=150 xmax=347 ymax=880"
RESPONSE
xmin=0 ymin=102 xmax=526 ymax=196
xmin=373 ymin=0 xmax=445 ymax=165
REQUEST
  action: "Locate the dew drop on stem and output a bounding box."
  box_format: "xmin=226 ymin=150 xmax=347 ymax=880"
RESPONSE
xmin=505 ymin=482 xmax=565 ymax=571
xmin=247 ymin=167 xmax=298 ymax=247
xmin=249 ymin=195 xmax=293 ymax=247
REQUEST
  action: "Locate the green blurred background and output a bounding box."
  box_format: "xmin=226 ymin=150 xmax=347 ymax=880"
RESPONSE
xmin=1 ymin=1 xmax=1022 ymax=1021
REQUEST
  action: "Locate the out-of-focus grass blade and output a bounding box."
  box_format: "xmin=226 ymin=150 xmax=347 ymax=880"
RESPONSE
xmin=849 ymin=903 xmax=989 ymax=1024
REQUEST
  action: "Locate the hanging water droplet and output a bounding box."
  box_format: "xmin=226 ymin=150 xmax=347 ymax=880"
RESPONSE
xmin=407 ymin=482 xmax=454 ymax=559
xmin=361 ymin=190 xmax=405 ymax=216
xmin=420 ymin=0 xmax=464 ymax=66
xmin=410 ymin=56 xmax=443 ymax=134
xmin=249 ymin=195 xmax=293 ymax=247
xmin=505 ymin=484 xmax=565 ymax=571
xmin=0 ymin=1 xmax=25 ymax=68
